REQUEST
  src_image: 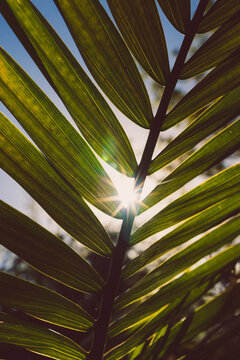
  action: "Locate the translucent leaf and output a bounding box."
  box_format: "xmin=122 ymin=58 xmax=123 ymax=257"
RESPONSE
xmin=124 ymin=195 xmax=240 ymax=279
xmin=155 ymin=285 xmax=240 ymax=357
xmin=0 ymin=47 xmax=121 ymax=217
xmin=54 ymin=0 xmax=153 ymax=127
xmin=110 ymin=244 xmax=240 ymax=336
xmin=150 ymin=86 xmax=240 ymax=174
xmin=134 ymin=163 xmax=240 ymax=245
xmin=0 ymin=201 xmax=104 ymax=293
xmin=106 ymin=282 xmax=216 ymax=358
xmin=0 ymin=114 xmax=113 ymax=255
xmin=0 ymin=313 xmax=87 ymax=360
xmin=107 ymin=0 xmax=169 ymax=84
xmin=116 ymin=216 xmax=240 ymax=310
xmin=0 ymin=272 xmax=94 ymax=331
xmin=1 ymin=0 xmax=137 ymax=176
xmin=181 ymin=14 xmax=240 ymax=79
xmin=163 ymin=52 xmax=240 ymax=130
xmin=143 ymin=120 xmax=240 ymax=214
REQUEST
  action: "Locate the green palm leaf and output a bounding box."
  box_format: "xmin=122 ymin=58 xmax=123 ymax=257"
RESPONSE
xmin=0 ymin=201 xmax=103 ymax=292
xmin=110 ymin=243 xmax=240 ymax=336
xmin=0 ymin=113 xmax=113 ymax=255
xmin=0 ymin=313 xmax=87 ymax=360
xmin=1 ymin=0 xmax=137 ymax=177
xmin=136 ymin=284 xmax=240 ymax=359
xmin=116 ymin=216 xmax=240 ymax=310
xmin=54 ymin=0 xmax=153 ymax=127
xmin=154 ymin=284 xmax=240 ymax=358
xmin=150 ymin=86 xmax=240 ymax=173
xmin=107 ymin=0 xmax=169 ymax=84
xmin=0 ymin=1 xmax=239 ymax=359
xmin=0 ymin=47 xmax=121 ymax=216
xmin=163 ymin=52 xmax=240 ymax=130
xmin=0 ymin=272 xmax=93 ymax=331
xmin=136 ymin=163 xmax=240 ymax=244
xmin=123 ymin=194 xmax=240 ymax=279
xmin=144 ymin=121 xmax=240 ymax=210
xmin=181 ymin=14 xmax=240 ymax=79
xmin=106 ymin=281 xmax=229 ymax=359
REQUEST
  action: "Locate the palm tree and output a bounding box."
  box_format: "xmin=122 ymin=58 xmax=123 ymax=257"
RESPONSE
xmin=0 ymin=0 xmax=240 ymax=359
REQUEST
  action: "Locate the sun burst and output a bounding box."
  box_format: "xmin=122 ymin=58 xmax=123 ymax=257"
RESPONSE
xmin=118 ymin=177 xmax=138 ymax=209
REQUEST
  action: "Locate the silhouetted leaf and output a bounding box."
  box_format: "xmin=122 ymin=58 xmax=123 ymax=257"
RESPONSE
xmin=157 ymin=0 xmax=190 ymax=33
xmin=198 ymin=0 xmax=240 ymax=33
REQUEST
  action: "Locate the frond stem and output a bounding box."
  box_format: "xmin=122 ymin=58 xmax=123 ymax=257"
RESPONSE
xmin=135 ymin=0 xmax=210 ymax=190
xmin=88 ymin=1 xmax=209 ymax=358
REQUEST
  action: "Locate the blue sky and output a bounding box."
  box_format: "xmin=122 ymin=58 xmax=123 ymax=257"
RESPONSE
xmin=0 ymin=0 xmax=198 ymax=218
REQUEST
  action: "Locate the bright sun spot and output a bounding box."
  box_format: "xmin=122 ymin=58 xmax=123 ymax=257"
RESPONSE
xmin=115 ymin=176 xmax=136 ymax=208
xmin=107 ymin=169 xmax=137 ymax=208
xmin=103 ymin=163 xmax=156 ymax=214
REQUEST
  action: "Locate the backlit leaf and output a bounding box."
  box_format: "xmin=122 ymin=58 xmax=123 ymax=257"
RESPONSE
xmin=124 ymin=195 xmax=240 ymax=279
xmin=144 ymin=120 xmax=240 ymax=214
xmin=54 ymin=0 xmax=153 ymax=127
xmin=150 ymin=86 xmax=240 ymax=174
xmin=110 ymin=244 xmax=240 ymax=336
xmin=2 ymin=0 xmax=137 ymax=176
xmin=0 ymin=272 xmax=94 ymax=331
xmin=107 ymin=282 xmax=211 ymax=359
xmin=0 ymin=47 xmax=121 ymax=217
xmin=133 ymin=164 xmax=240 ymax=244
xmin=163 ymin=52 xmax=240 ymax=130
xmin=107 ymin=0 xmax=169 ymax=84
xmin=116 ymin=216 xmax=240 ymax=310
xmin=0 ymin=113 xmax=113 ymax=256
xmin=0 ymin=201 xmax=104 ymax=293
xmin=0 ymin=313 xmax=87 ymax=360
xmin=156 ymin=284 xmax=240 ymax=357
xmin=181 ymin=14 xmax=240 ymax=79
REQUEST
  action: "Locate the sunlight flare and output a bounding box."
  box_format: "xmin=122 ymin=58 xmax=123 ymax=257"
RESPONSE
xmin=116 ymin=177 xmax=136 ymax=208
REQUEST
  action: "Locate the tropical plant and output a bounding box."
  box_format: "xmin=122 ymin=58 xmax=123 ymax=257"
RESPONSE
xmin=0 ymin=0 xmax=240 ymax=359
